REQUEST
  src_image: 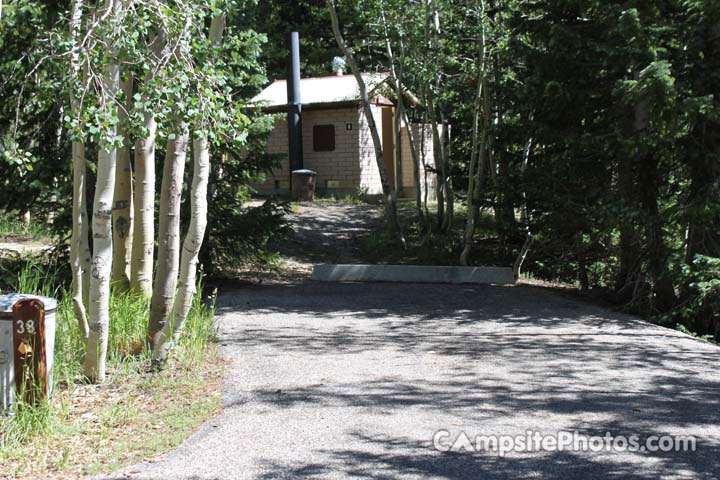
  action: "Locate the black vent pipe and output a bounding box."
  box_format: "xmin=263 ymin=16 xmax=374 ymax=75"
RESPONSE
xmin=287 ymin=32 xmax=303 ymax=172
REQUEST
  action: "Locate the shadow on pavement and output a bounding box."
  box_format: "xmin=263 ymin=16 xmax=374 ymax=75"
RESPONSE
xmin=216 ymin=282 xmax=720 ymax=479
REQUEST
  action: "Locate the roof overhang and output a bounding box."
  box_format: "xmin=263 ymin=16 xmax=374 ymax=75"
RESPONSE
xmin=254 ymin=97 xmax=395 ymax=114
xmin=250 ymin=73 xmax=392 ymax=110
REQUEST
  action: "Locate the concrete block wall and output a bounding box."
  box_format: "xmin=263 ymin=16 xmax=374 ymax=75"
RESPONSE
xmin=254 ymin=108 xmax=364 ymax=195
xmin=304 ymin=108 xmax=361 ymax=193
xmin=399 ymin=123 xmax=437 ymax=201
xmin=358 ymin=104 xmax=385 ymax=196
xmin=253 ymin=104 xmax=435 ymax=199
xmin=253 ymin=115 xmax=290 ymax=194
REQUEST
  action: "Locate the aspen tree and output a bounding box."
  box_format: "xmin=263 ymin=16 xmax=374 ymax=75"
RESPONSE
xmin=69 ymin=0 xmax=90 ymax=339
xmin=85 ymin=0 xmax=122 ymax=382
xmin=130 ymin=33 xmax=165 ymax=299
xmin=111 ymin=75 xmax=133 ymax=290
xmin=154 ymin=12 xmax=226 ymax=361
xmin=148 ymin=127 xmax=189 ymax=348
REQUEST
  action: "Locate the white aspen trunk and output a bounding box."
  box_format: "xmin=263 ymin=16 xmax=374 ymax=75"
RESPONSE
xmin=153 ymin=137 xmax=209 ymax=360
xmin=130 ymin=33 xmax=166 ymax=299
xmin=328 ymin=0 xmax=403 ymax=238
xmin=69 ymin=0 xmax=90 ymax=339
xmin=130 ymin=110 xmax=156 ymax=298
xmin=153 ymin=13 xmax=225 ymax=361
xmin=112 ymin=75 xmax=133 ymax=290
xmin=440 ymin=119 xmax=453 ymax=232
xmin=419 ymin=115 xmax=431 ymax=221
xmin=426 ymin=91 xmax=445 ymax=226
xmin=148 ymin=128 xmax=189 ymax=348
xmin=85 ymin=0 xmax=121 ymax=383
xmin=423 ymin=0 xmax=447 ymax=230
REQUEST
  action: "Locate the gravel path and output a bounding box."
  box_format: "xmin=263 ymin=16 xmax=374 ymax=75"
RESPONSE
xmin=100 ymin=203 xmax=720 ymax=479
xmin=0 ymin=241 xmax=52 ymax=257
xmin=275 ymin=203 xmax=383 ymax=280
xmin=230 ymin=202 xmax=383 ymax=284
xmin=104 ymin=281 xmax=720 ymax=479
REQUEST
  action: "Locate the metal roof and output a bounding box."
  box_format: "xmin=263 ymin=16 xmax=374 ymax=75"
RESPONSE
xmin=251 ymin=73 xmax=389 ymax=108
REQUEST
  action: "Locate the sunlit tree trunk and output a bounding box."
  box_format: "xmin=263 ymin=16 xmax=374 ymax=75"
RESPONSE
xmin=85 ymin=0 xmax=121 ymax=383
xmin=130 ymin=34 xmax=164 ymax=299
xmin=439 ymin=119 xmax=453 ymax=233
xmin=130 ymin=110 xmax=156 ymax=298
xmin=148 ymin=128 xmax=189 ymax=348
xmin=153 ymin=137 xmax=209 ymax=360
xmin=328 ymin=0 xmax=403 ymax=241
xmin=112 ymin=75 xmax=133 ymax=290
xmin=154 ymin=12 xmax=225 ymax=361
xmin=426 ymin=89 xmax=446 ymax=230
xmin=69 ymin=0 xmax=90 ymax=339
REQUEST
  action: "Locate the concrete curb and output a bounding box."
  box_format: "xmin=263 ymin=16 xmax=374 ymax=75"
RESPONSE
xmin=311 ymin=264 xmax=516 ymax=285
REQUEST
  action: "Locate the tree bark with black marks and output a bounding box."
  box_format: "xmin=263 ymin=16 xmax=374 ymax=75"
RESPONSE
xmin=85 ymin=0 xmax=122 ymax=383
xmin=148 ymin=127 xmax=188 ymax=349
xmin=130 ymin=33 xmax=165 ymax=299
xmin=69 ymin=0 xmax=91 ymax=339
xmin=153 ymin=12 xmax=226 ymax=361
xmin=111 ymin=75 xmax=133 ymax=290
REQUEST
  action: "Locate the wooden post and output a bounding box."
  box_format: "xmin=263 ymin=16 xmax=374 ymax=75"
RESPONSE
xmin=12 ymin=298 xmax=48 ymax=406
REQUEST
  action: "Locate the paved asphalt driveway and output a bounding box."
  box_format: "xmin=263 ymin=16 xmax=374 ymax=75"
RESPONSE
xmin=106 ymin=282 xmax=720 ymax=479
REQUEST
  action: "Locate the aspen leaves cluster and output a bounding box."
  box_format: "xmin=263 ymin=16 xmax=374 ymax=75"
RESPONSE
xmin=66 ymin=0 xmax=237 ymax=382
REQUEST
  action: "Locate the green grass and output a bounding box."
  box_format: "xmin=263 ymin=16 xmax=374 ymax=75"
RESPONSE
xmin=359 ymin=199 xmax=505 ymax=266
xmin=0 ymin=213 xmax=54 ymax=242
xmin=312 ymin=187 xmax=370 ymax=206
xmin=0 ymin=262 xmax=222 ymax=479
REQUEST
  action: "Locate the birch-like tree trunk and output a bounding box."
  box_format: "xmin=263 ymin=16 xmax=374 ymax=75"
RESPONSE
xmin=148 ymin=128 xmax=189 ymax=348
xmin=85 ymin=0 xmax=121 ymax=383
xmin=439 ymin=119 xmax=453 ymax=233
xmin=153 ymin=12 xmax=225 ymax=361
xmin=69 ymin=0 xmax=90 ymax=339
xmin=328 ymin=0 xmax=403 ymax=239
xmin=130 ymin=33 xmax=165 ymax=299
xmin=153 ymin=137 xmax=209 ymax=360
xmin=130 ymin=110 xmax=155 ymax=298
xmin=426 ymin=90 xmax=445 ymax=228
xmin=112 ymin=75 xmax=133 ymax=290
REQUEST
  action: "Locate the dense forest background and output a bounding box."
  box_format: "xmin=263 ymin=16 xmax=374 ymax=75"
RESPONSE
xmin=1 ymin=0 xmax=718 ymax=341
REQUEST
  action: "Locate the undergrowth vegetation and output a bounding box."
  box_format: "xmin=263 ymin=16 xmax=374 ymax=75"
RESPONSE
xmin=0 ymin=214 xmax=54 ymax=242
xmin=0 ymin=262 xmax=221 ymax=478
